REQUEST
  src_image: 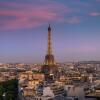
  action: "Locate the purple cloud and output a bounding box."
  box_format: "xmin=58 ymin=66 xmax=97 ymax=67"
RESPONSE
xmin=89 ymin=12 xmax=100 ymax=16
xmin=66 ymin=16 xmax=81 ymax=24
xmin=96 ymin=0 xmax=100 ymax=2
xmin=0 ymin=1 xmax=71 ymax=30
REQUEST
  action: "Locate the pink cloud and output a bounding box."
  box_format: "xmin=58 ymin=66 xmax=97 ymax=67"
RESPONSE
xmin=0 ymin=3 xmax=68 ymax=30
xmin=0 ymin=9 xmax=57 ymax=30
xmin=0 ymin=2 xmax=71 ymax=30
xmin=89 ymin=12 xmax=100 ymax=16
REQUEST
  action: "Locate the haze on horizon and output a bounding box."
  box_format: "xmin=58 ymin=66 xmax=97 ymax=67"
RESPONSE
xmin=0 ymin=0 xmax=100 ymax=63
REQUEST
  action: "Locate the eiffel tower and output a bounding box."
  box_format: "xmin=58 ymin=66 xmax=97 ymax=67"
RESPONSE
xmin=41 ymin=25 xmax=58 ymax=82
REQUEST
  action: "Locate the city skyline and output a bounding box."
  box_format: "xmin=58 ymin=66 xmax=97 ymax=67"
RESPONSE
xmin=0 ymin=0 xmax=100 ymax=63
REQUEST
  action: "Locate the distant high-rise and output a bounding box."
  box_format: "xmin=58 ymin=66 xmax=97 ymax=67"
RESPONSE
xmin=41 ymin=25 xmax=58 ymax=82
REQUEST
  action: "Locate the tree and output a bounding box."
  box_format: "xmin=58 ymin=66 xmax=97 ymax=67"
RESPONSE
xmin=0 ymin=79 xmax=18 ymax=100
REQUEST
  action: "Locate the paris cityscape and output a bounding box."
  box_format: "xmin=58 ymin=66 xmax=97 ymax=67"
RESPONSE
xmin=0 ymin=0 xmax=100 ymax=100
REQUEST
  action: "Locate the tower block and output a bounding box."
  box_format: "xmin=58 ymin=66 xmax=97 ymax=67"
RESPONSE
xmin=41 ymin=25 xmax=58 ymax=82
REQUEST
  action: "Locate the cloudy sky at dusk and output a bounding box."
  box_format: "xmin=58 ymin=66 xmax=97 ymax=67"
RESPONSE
xmin=0 ymin=0 xmax=100 ymax=63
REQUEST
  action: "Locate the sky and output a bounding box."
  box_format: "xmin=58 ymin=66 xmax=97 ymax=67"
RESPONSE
xmin=0 ymin=0 xmax=100 ymax=63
